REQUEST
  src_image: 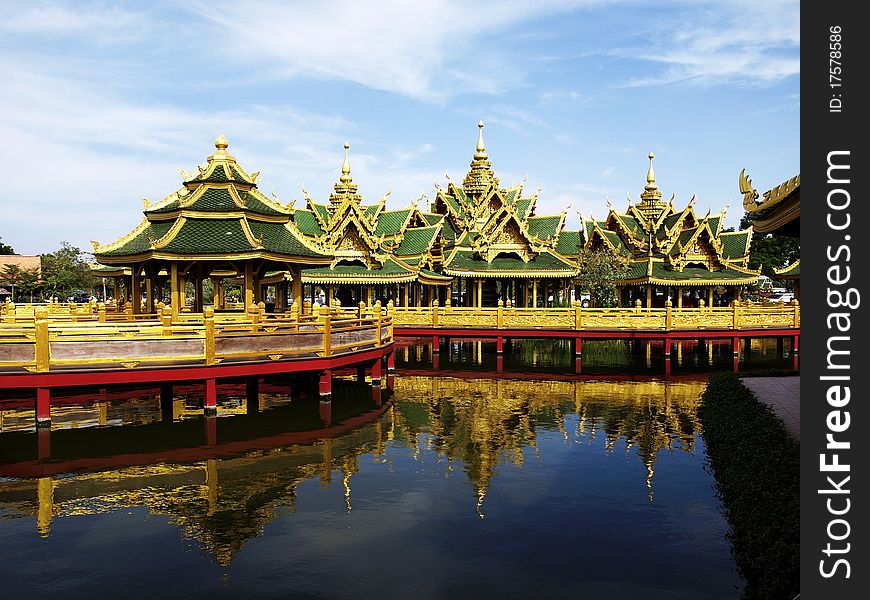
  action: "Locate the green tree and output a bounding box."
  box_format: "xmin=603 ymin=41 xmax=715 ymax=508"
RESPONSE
xmin=740 ymin=214 xmax=800 ymax=283
xmin=0 ymin=236 xmax=14 ymax=255
xmin=18 ymin=267 xmax=41 ymax=302
xmin=1 ymin=264 xmax=23 ymax=301
xmin=40 ymin=242 xmax=98 ymax=300
xmin=575 ymin=247 xmax=630 ymax=307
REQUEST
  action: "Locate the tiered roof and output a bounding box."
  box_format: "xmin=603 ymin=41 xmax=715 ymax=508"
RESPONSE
xmin=296 ymin=143 xmax=449 ymax=285
xmin=93 ymin=136 xmax=329 ymax=265
xmin=434 ymin=122 xmax=579 ymax=279
xmin=582 ymin=153 xmax=759 ymax=287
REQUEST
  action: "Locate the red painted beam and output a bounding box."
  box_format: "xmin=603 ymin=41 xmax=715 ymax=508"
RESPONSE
xmin=0 ymin=343 xmax=394 ymax=390
xmin=396 ymin=327 xmax=799 ymax=341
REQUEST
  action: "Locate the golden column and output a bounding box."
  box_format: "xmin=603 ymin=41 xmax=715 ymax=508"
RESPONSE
xmin=169 ymin=263 xmax=180 ymax=320
xmin=244 ymin=261 xmax=254 ymax=313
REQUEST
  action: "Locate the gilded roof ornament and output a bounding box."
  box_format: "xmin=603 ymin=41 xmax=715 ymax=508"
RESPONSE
xmin=475 ymin=120 xmax=488 ymax=160
xmin=340 ymin=142 xmax=352 ymax=184
xmin=739 ymin=168 xmax=760 ymax=210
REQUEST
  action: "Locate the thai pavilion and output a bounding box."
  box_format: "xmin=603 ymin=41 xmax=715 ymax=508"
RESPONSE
xmin=92 ymin=136 xmax=453 ymax=314
xmin=93 ymin=125 xmax=759 ymax=314
xmin=292 ymin=143 xmax=451 ymax=308
xmin=432 ymin=121 xmax=580 ymax=307
xmin=581 ymin=153 xmax=759 ymax=308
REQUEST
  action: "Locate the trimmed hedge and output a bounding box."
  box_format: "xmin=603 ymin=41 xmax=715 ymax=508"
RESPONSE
xmin=699 ymin=372 xmax=799 ymax=599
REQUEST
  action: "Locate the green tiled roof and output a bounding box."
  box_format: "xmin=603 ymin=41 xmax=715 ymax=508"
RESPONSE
xmin=554 ymin=230 xmax=583 ymax=256
xmin=248 ymin=221 xmax=327 ymax=257
xmin=375 ymin=209 xmax=411 ymax=236
xmin=187 ymin=188 xmax=238 ymax=212
xmin=454 ymin=231 xmax=479 ymax=246
xmin=602 ymin=230 xmax=630 ymax=256
xmin=311 ymin=203 xmax=331 ymax=226
xmin=189 ymin=164 xmax=231 ymax=183
xmin=445 ymin=249 xmax=577 ymax=277
xmin=100 ymin=221 xmax=174 ymax=256
xmin=675 ymin=227 xmax=697 ymax=250
xmin=707 ymin=215 xmax=722 ymax=234
xmin=364 ymin=204 xmax=381 ymax=218
xmin=292 ymin=210 xmax=326 ymax=236
xmin=422 ymin=213 xmax=443 ymax=226
xmin=720 ymin=230 xmax=750 ymax=259
xmin=160 ymin=219 xmax=255 ymax=254
xmin=620 ymin=260 xmax=758 ymax=284
xmin=395 ymin=225 xmax=439 ymax=256
xmin=242 ymin=190 xmax=286 ymax=216
xmin=526 ymin=215 xmax=562 ymax=240
xmin=515 ymin=198 xmax=533 ymax=220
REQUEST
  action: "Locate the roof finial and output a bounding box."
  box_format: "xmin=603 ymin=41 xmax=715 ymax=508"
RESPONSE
xmin=645 ymin=152 xmax=658 ymax=192
xmin=340 ymin=142 xmax=352 ymax=184
xmin=215 ymin=134 xmax=229 ymax=150
xmin=474 ymin=120 xmax=488 ymax=160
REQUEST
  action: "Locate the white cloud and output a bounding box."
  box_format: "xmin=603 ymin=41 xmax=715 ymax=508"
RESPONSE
xmin=188 ymin=0 xmax=600 ymax=102
xmin=620 ymin=0 xmax=799 ymax=87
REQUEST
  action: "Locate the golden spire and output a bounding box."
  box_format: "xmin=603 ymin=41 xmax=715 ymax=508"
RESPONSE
xmin=462 ymin=120 xmax=498 ymax=197
xmin=644 ymin=152 xmax=659 ymax=194
xmin=207 ymin=133 xmax=234 ymax=163
xmin=340 ymin=142 xmax=352 ymax=184
xmin=474 ymin=120 xmax=488 ymax=160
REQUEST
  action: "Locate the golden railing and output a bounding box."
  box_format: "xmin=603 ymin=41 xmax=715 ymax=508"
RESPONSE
xmin=0 ymin=303 xmax=392 ymax=373
xmin=385 ymin=298 xmax=800 ymax=331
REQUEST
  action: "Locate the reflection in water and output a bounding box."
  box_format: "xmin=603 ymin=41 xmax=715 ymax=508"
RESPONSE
xmin=0 ymin=340 xmax=745 ymax=597
xmin=2 ymin=377 xmax=704 ymax=561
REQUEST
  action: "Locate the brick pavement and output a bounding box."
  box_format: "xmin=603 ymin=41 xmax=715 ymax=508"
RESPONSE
xmin=741 ymin=376 xmax=800 ymax=440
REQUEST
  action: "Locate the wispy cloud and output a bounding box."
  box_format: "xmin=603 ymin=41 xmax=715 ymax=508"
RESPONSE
xmin=188 ymin=0 xmax=601 ymax=102
xmin=620 ymin=0 xmax=799 ymax=87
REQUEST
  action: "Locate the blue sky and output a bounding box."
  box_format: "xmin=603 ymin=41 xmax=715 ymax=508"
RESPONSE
xmin=0 ymin=0 xmax=799 ymax=256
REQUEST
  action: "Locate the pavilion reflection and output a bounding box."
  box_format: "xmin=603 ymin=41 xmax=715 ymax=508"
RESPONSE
xmin=0 ymin=375 xmax=704 ymax=564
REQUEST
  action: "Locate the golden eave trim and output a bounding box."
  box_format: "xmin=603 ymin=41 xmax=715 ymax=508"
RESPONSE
xmin=93 ymin=217 xmax=151 ymax=253
xmin=92 ymin=250 xmax=333 ymax=265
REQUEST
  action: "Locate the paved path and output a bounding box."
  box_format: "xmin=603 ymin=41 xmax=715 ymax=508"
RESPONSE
xmin=741 ymin=376 xmax=800 ymax=440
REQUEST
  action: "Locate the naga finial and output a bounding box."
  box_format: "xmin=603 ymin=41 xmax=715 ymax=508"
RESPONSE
xmin=739 ymin=168 xmax=760 ymax=210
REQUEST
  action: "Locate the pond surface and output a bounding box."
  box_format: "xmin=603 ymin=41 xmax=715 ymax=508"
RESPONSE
xmin=0 ymin=337 xmax=796 ymax=598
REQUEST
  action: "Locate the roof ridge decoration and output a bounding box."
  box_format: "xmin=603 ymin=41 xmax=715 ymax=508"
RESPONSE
xmin=314 ymin=143 xmax=385 ymax=268
xmin=461 ymin=121 xmax=500 ymax=200
xmin=636 ymin=152 xmax=669 ymax=224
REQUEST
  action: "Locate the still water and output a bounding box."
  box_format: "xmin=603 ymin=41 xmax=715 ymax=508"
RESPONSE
xmin=0 ymin=339 xmax=794 ymax=598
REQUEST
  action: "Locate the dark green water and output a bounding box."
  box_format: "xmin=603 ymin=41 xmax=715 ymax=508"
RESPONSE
xmin=0 ymin=339 xmax=795 ymax=598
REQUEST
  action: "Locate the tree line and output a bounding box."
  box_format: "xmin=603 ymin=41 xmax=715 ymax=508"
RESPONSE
xmin=1 ymin=237 xmax=99 ymax=303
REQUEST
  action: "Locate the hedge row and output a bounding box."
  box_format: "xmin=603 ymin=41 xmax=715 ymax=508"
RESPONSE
xmin=699 ymin=372 xmax=799 ymax=599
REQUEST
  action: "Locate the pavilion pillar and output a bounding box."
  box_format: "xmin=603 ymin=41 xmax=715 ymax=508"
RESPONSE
xmin=145 ymin=272 xmax=154 ymax=313
xmin=179 ymin=270 xmax=187 ymax=311
xmin=677 ymin=288 xmax=683 ymax=309
xmin=532 ymin=279 xmax=538 ymax=308
xmin=112 ymin=279 xmax=120 ymax=305
xmin=477 ymin=279 xmax=483 ymax=308
xmin=403 ymin=283 xmax=410 ymax=307
xmin=194 ymin=267 xmax=203 ymax=313
xmin=169 ymin=263 xmax=180 ymax=321
xmin=291 ymin=267 xmax=303 ymax=318
xmin=708 ymin=287 xmax=714 ymax=308
xmin=131 ymin=268 xmax=142 ymax=314
xmin=645 ymin=285 xmax=652 ymax=309
xmin=244 ymin=261 xmax=254 ymax=314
